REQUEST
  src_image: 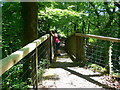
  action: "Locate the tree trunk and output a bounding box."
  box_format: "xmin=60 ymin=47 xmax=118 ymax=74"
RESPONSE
xmin=21 ymin=2 xmax=38 ymax=83
xmin=21 ymin=2 xmax=38 ymax=46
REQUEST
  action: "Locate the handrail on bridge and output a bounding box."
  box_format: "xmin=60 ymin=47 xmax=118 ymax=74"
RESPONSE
xmin=0 ymin=34 xmax=51 ymax=76
xmin=2 ymin=33 xmax=119 ymax=76
xmin=75 ymin=33 xmax=120 ymax=42
xmin=66 ymin=33 xmax=120 ymax=75
xmin=0 ymin=34 xmax=53 ymax=89
xmin=1 ymin=33 xmax=120 ymax=89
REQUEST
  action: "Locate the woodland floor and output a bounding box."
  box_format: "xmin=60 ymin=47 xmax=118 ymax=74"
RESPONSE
xmin=38 ymin=50 xmax=120 ymax=90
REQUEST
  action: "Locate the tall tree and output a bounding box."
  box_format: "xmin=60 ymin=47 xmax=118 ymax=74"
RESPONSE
xmin=21 ymin=2 xmax=38 ymax=46
xmin=21 ymin=2 xmax=38 ymax=81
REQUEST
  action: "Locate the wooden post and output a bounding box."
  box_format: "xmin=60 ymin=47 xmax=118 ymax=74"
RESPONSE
xmin=76 ymin=36 xmax=86 ymax=65
xmin=31 ymin=46 xmax=38 ymax=89
xmin=0 ymin=76 xmax=2 ymax=90
xmin=35 ymin=46 xmax=38 ymax=89
xmin=45 ymin=38 xmax=49 ymax=67
xmin=108 ymin=43 xmax=113 ymax=74
xmin=65 ymin=38 xmax=69 ymax=53
xmin=50 ymin=35 xmax=52 ymax=63
xmin=105 ymin=42 xmax=113 ymax=74
xmin=105 ymin=42 xmax=111 ymax=74
xmin=51 ymin=35 xmax=55 ymax=59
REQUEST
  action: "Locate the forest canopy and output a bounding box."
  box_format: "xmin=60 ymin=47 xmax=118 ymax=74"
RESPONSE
xmin=2 ymin=2 xmax=120 ymax=58
xmin=1 ymin=2 xmax=120 ymax=89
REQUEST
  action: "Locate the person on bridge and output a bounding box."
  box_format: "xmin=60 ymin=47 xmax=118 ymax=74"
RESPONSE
xmin=51 ymin=30 xmax=61 ymax=56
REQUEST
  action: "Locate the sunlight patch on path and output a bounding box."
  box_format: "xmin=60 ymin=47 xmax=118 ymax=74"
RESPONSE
xmin=39 ymin=51 xmax=106 ymax=88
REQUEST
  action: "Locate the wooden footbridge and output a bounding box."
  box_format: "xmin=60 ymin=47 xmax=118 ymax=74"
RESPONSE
xmin=0 ymin=33 xmax=120 ymax=89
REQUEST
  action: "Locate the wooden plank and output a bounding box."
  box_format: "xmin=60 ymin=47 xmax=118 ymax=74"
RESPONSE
xmin=75 ymin=33 xmax=120 ymax=42
xmin=0 ymin=34 xmax=50 ymax=76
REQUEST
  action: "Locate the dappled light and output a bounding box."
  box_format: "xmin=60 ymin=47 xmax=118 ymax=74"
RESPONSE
xmin=1 ymin=2 xmax=120 ymax=90
xmin=40 ymin=49 xmax=116 ymax=89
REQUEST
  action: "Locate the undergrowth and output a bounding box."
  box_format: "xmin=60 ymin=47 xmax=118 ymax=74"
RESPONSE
xmin=2 ymin=58 xmax=50 ymax=89
xmin=85 ymin=62 xmax=120 ymax=81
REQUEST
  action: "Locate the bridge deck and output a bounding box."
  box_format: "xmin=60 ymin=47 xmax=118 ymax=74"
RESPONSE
xmin=38 ymin=50 xmax=109 ymax=88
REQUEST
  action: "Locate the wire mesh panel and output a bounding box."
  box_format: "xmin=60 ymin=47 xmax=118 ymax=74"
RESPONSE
xmin=2 ymin=49 xmax=36 ymax=89
xmin=37 ymin=38 xmax=51 ymax=83
xmin=112 ymin=42 xmax=120 ymax=73
xmin=65 ymin=33 xmax=120 ymax=74
xmin=1 ymin=34 xmax=51 ymax=89
xmin=85 ymin=39 xmax=109 ymax=67
xmin=84 ymin=37 xmax=120 ymax=74
xmin=38 ymin=38 xmax=50 ymax=62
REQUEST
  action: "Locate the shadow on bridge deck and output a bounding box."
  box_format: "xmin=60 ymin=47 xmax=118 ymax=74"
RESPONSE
xmin=39 ymin=49 xmax=115 ymax=89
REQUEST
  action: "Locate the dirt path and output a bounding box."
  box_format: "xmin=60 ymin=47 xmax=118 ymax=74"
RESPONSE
xmin=39 ymin=51 xmax=117 ymax=89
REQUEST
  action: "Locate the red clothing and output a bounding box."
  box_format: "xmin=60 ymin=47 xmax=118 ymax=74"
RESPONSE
xmin=53 ymin=35 xmax=60 ymax=43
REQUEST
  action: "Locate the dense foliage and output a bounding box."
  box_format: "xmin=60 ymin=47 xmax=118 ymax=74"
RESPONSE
xmin=1 ymin=2 xmax=120 ymax=89
xmin=2 ymin=2 xmax=120 ymax=58
xmin=38 ymin=2 xmax=120 ymax=37
xmin=2 ymin=2 xmax=23 ymax=58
